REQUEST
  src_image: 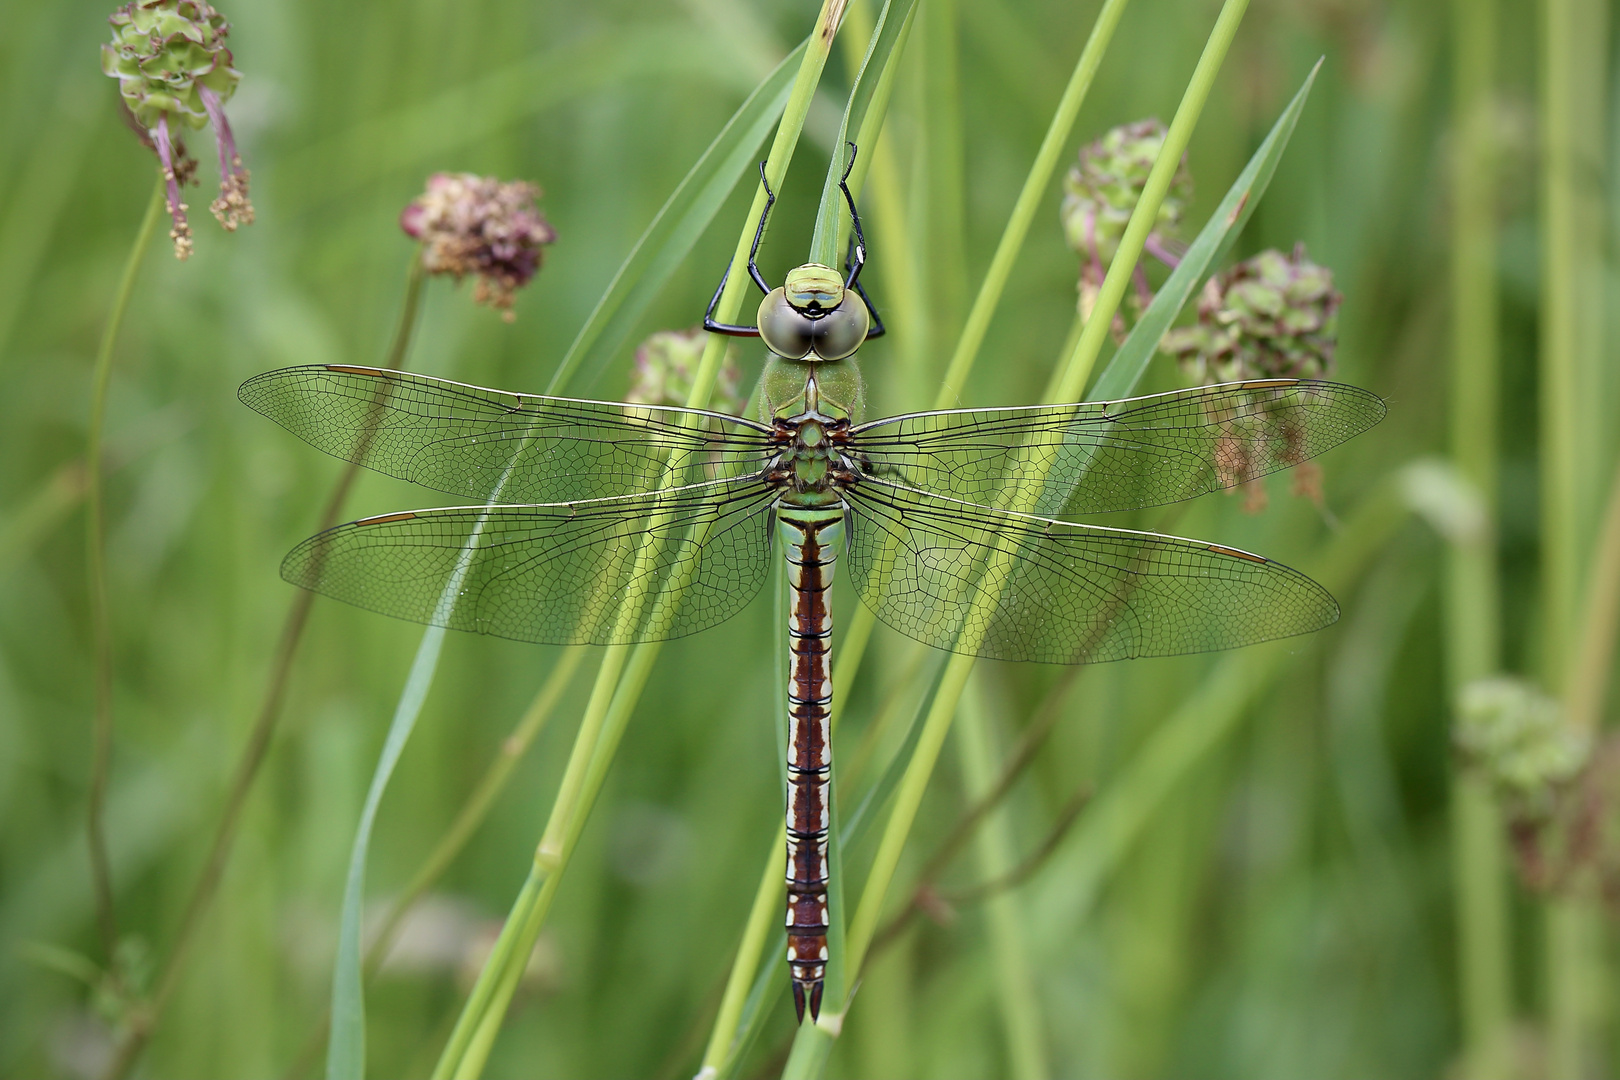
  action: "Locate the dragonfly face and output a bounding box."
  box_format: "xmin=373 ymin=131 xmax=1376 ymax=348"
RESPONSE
xmin=757 ymin=263 xmax=871 ymax=362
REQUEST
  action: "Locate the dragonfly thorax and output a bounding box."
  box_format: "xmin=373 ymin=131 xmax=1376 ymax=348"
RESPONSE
xmin=766 ymin=409 xmax=861 ymax=499
xmin=757 ymin=263 xmax=869 ymax=362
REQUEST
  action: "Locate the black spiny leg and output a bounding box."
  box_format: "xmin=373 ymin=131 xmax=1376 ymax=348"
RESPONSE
xmin=838 ymin=144 xmax=887 ymax=339
xmin=703 ymin=162 xmax=777 ymax=337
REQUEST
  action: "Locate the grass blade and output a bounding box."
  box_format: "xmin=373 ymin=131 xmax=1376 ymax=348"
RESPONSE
xmin=808 ymin=0 xmax=920 ymax=267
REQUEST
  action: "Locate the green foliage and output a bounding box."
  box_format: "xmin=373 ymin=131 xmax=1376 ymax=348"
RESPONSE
xmin=1 ymin=0 xmax=1609 ymax=1078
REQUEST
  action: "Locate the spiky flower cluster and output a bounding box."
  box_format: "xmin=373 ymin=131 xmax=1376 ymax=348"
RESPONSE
xmin=101 ymin=0 xmax=252 ymax=259
xmin=1060 ymin=119 xmax=1191 ymax=327
xmin=625 ymin=329 xmax=745 ymax=415
xmin=400 ymin=174 xmax=557 ymax=320
xmin=1455 ymin=677 xmax=1590 ymax=821
xmin=1160 ymin=244 xmax=1342 ymax=383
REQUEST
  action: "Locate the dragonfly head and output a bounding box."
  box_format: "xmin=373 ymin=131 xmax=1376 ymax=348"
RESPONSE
xmin=758 ymin=263 xmax=870 ymax=362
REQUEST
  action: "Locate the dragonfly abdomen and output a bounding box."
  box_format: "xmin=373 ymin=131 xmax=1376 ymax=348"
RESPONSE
xmin=778 ymin=506 xmax=844 ymax=1023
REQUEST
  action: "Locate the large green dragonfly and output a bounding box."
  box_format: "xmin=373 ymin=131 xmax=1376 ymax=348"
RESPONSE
xmin=240 ymin=162 xmax=1383 ymax=1022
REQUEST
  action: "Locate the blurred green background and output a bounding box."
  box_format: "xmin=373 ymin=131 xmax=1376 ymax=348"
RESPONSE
xmin=2 ymin=0 xmax=1616 ymax=1077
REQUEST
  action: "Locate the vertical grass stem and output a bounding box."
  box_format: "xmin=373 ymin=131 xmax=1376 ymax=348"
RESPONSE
xmin=84 ymin=175 xmax=165 ymax=960
xmin=1446 ymin=1 xmax=1513 ymax=1074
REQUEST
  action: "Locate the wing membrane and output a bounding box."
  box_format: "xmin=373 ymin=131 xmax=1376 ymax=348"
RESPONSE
xmin=240 ymin=365 xmax=775 ymax=504
xmin=843 ymin=480 xmax=1338 ymax=664
xmin=282 ymin=479 xmax=776 ymax=645
xmin=849 ymin=379 xmax=1385 ymax=518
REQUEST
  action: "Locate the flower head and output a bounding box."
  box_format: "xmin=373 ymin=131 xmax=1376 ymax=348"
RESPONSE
xmin=400 ymin=173 xmax=557 ymax=321
xmin=1160 ymin=243 xmax=1342 ymax=383
xmin=625 ymin=328 xmax=744 ymax=415
xmin=1160 ymin=244 xmax=1343 ymax=512
xmin=1060 ymin=119 xmax=1192 ymax=334
xmin=101 ymin=0 xmax=252 ymax=258
xmin=1455 ymin=677 xmax=1590 ymax=822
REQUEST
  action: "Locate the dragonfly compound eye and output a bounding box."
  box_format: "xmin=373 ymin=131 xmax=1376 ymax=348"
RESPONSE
xmin=809 ymin=294 xmax=869 ymax=361
xmin=758 ymin=289 xmax=816 ymax=359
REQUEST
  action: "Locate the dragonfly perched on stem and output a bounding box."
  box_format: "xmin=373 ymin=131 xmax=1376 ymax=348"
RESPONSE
xmin=240 ymin=149 xmax=1384 ymax=1024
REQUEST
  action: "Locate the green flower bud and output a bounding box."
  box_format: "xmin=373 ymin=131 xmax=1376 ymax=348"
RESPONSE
xmin=1060 ymin=119 xmax=1191 ymax=267
xmin=1160 ymin=243 xmax=1342 ymax=384
xmin=101 ymin=1 xmax=251 ymax=259
xmin=400 ymin=174 xmax=557 ymax=320
xmin=1455 ymin=677 xmax=1590 ymax=820
xmin=625 ymin=329 xmax=745 ymax=415
xmin=101 ymin=1 xmax=238 ymax=131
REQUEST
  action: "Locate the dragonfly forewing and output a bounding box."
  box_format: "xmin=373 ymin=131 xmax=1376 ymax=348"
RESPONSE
xmin=281 ymin=479 xmax=777 ymax=646
xmin=239 ymin=365 xmax=776 ymax=505
xmin=843 ymin=480 xmax=1338 ymax=664
xmin=849 ymin=379 xmax=1385 ymax=518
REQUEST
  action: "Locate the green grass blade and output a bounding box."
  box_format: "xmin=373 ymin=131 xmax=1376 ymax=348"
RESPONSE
xmin=546 ymin=40 xmax=807 ymax=394
xmin=1086 ymin=58 xmax=1323 ymax=403
xmin=326 ymin=625 xmax=447 ymax=1080
xmin=809 ymin=0 xmax=920 ymax=266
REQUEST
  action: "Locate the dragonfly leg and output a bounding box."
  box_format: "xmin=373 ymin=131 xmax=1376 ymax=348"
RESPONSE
xmin=838 ymin=144 xmax=886 ymax=340
xmin=702 ymin=162 xmax=778 ymax=337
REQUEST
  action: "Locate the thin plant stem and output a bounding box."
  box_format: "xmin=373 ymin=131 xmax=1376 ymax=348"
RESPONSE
xmin=430 ymin=9 xmax=848 ymax=1075
xmin=935 ymin=0 xmax=1132 ymax=400
xmin=1445 ymin=1 xmax=1513 ymax=1075
xmin=103 ymin=251 xmax=429 ymax=1080
xmin=84 ymin=174 xmax=165 ymax=961
xmin=844 ymin=0 xmax=1252 ymax=998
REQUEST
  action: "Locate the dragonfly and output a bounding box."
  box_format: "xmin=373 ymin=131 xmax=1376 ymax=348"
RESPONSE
xmin=240 ymin=155 xmax=1384 ymax=1023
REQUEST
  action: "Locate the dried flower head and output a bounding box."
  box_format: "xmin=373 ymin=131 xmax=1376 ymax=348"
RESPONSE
xmin=625 ymin=328 xmax=745 ymax=415
xmin=1061 ymin=119 xmax=1191 ymax=331
xmin=101 ymin=0 xmax=252 ymax=259
xmin=400 ymin=173 xmax=557 ymax=321
xmin=1455 ymin=677 xmax=1590 ymax=822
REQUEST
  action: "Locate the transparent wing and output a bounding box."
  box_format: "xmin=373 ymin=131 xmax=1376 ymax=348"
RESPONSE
xmin=848 ymin=379 xmax=1385 ymax=518
xmin=843 ymin=480 xmax=1338 ymax=664
xmin=240 ymin=365 xmax=775 ymax=504
xmin=282 ymin=479 xmax=777 ymax=645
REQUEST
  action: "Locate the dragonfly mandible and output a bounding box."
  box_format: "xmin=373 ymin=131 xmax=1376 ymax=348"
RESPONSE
xmin=240 ymin=152 xmax=1384 ymax=1023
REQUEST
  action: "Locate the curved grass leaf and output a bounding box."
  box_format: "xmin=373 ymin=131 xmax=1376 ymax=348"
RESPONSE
xmin=1087 ymin=58 xmax=1323 ymax=402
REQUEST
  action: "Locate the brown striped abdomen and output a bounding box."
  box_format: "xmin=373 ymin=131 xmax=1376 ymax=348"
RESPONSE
xmin=779 ymin=509 xmax=840 ymax=1023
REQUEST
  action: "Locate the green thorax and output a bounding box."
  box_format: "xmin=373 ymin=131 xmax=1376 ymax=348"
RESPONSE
xmin=764 ymin=370 xmax=864 ymax=509
xmin=760 ymin=355 xmax=864 ymax=423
